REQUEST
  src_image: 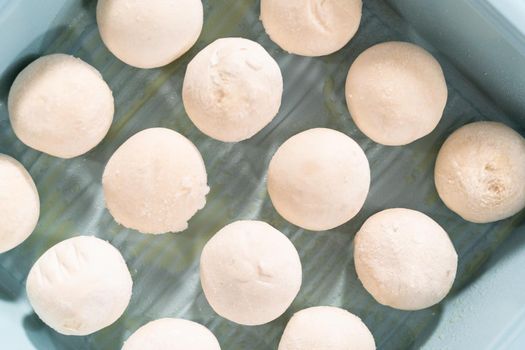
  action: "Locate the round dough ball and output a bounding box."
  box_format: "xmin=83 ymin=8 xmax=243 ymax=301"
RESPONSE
xmin=268 ymin=128 xmax=370 ymax=231
xmin=200 ymin=220 xmax=302 ymax=325
xmin=354 ymin=208 xmax=457 ymax=310
xmin=345 ymin=41 xmax=447 ymax=146
xmin=183 ymin=37 xmax=283 ymax=142
xmin=122 ymin=318 xmax=220 ymax=350
xmin=103 ymin=128 xmax=209 ymax=234
xmin=260 ymin=0 xmax=362 ymax=57
xmin=435 ymin=121 xmax=525 ymax=223
xmin=97 ymin=0 xmax=203 ymax=68
xmin=278 ymin=306 xmax=375 ymax=350
xmin=0 ymin=154 xmax=39 ymax=253
xmin=26 ymin=236 xmax=132 ymax=335
xmin=8 ymin=54 xmax=114 ymax=158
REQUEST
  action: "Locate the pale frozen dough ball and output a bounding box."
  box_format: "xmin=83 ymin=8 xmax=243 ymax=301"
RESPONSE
xmin=97 ymin=0 xmax=203 ymax=68
xmin=260 ymin=0 xmax=362 ymax=56
xmin=200 ymin=220 xmax=302 ymax=325
xmin=278 ymin=306 xmax=375 ymax=350
xmin=183 ymin=37 xmax=283 ymax=142
xmin=346 ymin=41 xmax=447 ymax=146
xmin=8 ymin=54 xmax=114 ymax=158
xmin=268 ymin=128 xmax=370 ymax=231
xmin=0 ymin=155 xmax=39 ymax=253
xmin=354 ymin=208 xmax=458 ymax=310
xmin=103 ymin=128 xmax=209 ymax=234
xmin=122 ymin=318 xmax=220 ymax=350
xmin=26 ymin=236 xmax=132 ymax=335
xmin=435 ymin=121 xmax=525 ymax=223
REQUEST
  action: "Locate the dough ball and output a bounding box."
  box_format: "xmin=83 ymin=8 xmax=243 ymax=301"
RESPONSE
xmin=122 ymin=318 xmax=220 ymax=350
xmin=435 ymin=121 xmax=525 ymax=223
xmin=103 ymin=128 xmax=209 ymax=234
xmin=183 ymin=37 xmax=283 ymax=142
xmin=354 ymin=208 xmax=457 ymax=310
xmin=278 ymin=306 xmax=375 ymax=350
xmin=8 ymin=54 xmax=114 ymax=158
xmin=26 ymin=236 xmax=132 ymax=335
xmin=345 ymin=42 xmax=447 ymax=146
xmin=0 ymin=154 xmax=39 ymax=253
xmin=260 ymin=0 xmax=362 ymax=57
xmin=200 ymin=220 xmax=302 ymax=325
xmin=97 ymin=0 xmax=203 ymax=68
xmin=268 ymin=128 xmax=370 ymax=231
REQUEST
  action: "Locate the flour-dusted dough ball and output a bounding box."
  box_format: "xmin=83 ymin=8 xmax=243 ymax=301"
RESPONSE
xmin=346 ymin=42 xmax=447 ymax=146
xmin=26 ymin=236 xmax=132 ymax=335
xmin=122 ymin=318 xmax=220 ymax=350
xmin=260 ymin=0 xmax=362 ymax=57
xmin=183 ymin=38 xmax=283 ymax=142
xmin=354 ymin=208 xmax=457 ymax=310
xmin=97 ymin=0 xmax=203 ymax=68
xmin=279 ymin=306 xmax=375 ymax=350
xmin=200 ymin=220 xmax=302 ymax=325
xmin=268 ymin=128 xmax=370 ymax=231
xmin=103 ymin=128 xmax=209 ymax=234
xmin=0 ymin=155 xmax=39 ymax=253
xmin=435 ymin=121 xmax=525 ymax=223
xmin=8 ymin=54 xmax=114 ymax=158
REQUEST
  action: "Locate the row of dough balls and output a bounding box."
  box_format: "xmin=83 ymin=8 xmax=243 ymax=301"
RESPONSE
xmin=7 ymin=38 xmax=447 ymax=156
xmin=122 ymin=306 xmax=376 ymax=349
xmin=94 ymin=0 xmax=363 ymax=68
xmin=95 ymin=125 xmax=525 ymax=235
xmin=22 ymin=213 xmax=451 ymax=349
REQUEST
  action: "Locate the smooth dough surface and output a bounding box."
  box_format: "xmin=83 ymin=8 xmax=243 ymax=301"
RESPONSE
xmin=103 ymin=128 xmax=209 ymax=234
xmin=122 ymin=318 xmax=221 ymax=350
xmin=435 ymin=121 xmax=525 ymax=223
xmin=0 ymin=154 xmax=39 ymax=253
xmin=260 ymin=0 xmax=362 ymax=56
xmin=200 ymin=220 xmax=302 ymax=325
xmin=278 ymin=306 xmax=375 ymax=350
xmin=26 ymin=236 xmax=132 ymax=335
xmin=8 ymin=54 xmax=114 ymax=158
xmin=354 ymin=208 xmax=457 ymax=310
xmin=346 ymin=41 xmax=447 ymax=146
xmin=267 ymin=128 xmax=370 ymax=231
xmin=183 ymin=37 xmax=283 ymax=142
xmin=97 ymin=0 xmax=203 ymax=68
